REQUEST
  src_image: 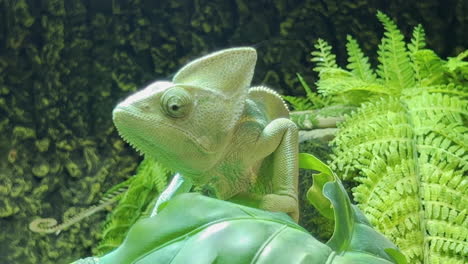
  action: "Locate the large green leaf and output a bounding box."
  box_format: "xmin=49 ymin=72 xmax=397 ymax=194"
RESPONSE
xmin=72 ymin=154 xmax=405 ymax=264
xmin=79 ymin=193 xmax=332 ymax=264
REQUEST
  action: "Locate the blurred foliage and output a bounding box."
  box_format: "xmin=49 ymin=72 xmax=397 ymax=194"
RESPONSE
xmin=0 ymin=0 xmax=466 ymax=263
xmin=94 ymin=157 xmax=171 ymax=255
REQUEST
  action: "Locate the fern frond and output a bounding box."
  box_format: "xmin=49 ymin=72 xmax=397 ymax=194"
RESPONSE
xmin=444 ymin=50 xmax=468 ymax=72
xmin=376 ymin=11 xmax=415 ymax=91
xmin=95 ymin=157 xmax=171 ymax=255
xmin=443 ymin=50 xmax=468 ymax=87
xmin=297 ymin=73 xmax=331 ymax=108
xmin=311 ymin=38 xmax=339 ymax=74
xmin=407 ymin=93 xmax=468 ymax=126
xmin=316 ymin=67 xmax=393 ymax=106
xmin=100 ymin=176 xmax=135 ymax=202
xmin=282 ymin=95 xmax=314 ymax=111
xmin=403 ymin=84 xmax=468 ymax=99
xmin=283 ymin=73 xmax=331 ymax=111
xmin=335 ymin=98 xmax=404 ymax=134
xmin=135 ymin=158 xmax=170 ymax=193
xmin=331 ymin=93 xmax=467 ymax=263
xmin=408 ymin=24 xmax=426 ymax=55
xmin=417 ymin=131 xmax=467 ymax=263
xmin=345 ymin=35 xmax=376 ymax=82
xmin=331 ymin=101 xmax=412 ymax=179
xmin=408 ymin=24 xmax=426 ymax=83
xmin=412 ymin=50 xmax=445 ymax=86
xmin=311 ymin=11 xmax=467 ymax=263
xmin=317 ymin=70 xmax=391 ymax=97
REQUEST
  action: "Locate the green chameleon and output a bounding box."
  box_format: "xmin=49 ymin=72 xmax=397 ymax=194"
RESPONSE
xmin=112 ymin=47 xmax=300 ymax=221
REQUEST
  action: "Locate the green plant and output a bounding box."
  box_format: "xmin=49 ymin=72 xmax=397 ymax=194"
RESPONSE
xmin=72 ymin=153 xmax=406 ymax=264
xmin=95 ymin=157 xmax=172 ymax=255
xmin=283 ymin=73 xmax=331 ymax=110
xmin=309 ymin=11 xmax=467 ymax=263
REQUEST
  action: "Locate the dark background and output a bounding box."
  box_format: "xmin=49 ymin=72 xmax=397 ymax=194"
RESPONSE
xmin=0 ymin=0 xmax=466 ymax=263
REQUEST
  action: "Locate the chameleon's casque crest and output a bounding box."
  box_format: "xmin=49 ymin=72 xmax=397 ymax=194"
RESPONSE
xmin=173 ymin=47 xmax=257 ymax=97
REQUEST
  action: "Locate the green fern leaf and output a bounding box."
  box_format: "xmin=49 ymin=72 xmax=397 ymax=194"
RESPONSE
xmin=444 ymin=50 xmax=468 ymax=87
xmin=403 ymin=84 xmax=468 ymax=99
xmin=408 ymin=24 xmax=426 ymax=55
xmin=445 ymin=50 xmax=468 ymax=72
xmin=330 ymin=93 xmax=467 ymax=263
xmin=311 ymin=38 xmax=339 ymax=74
xmin=297 ymin=73 xmax=331 ymax=108
xmin=412 ymin=49 xmax=445 ymax=85
xmin=376 ymin=11 xmax=415 ymax=91
xmin=346 ymin=35 xmax=376 ymax=82
xmin=408 ymin=24 xmax=426 ymax=82
xmin=282 ymin=95 xmax=314 ymax=111
xmin=317 ymin=70 xmax=391 ymax=97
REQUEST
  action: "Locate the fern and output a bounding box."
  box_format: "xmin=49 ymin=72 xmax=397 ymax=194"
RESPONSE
xmin=408 ymin=24 xmax=426 ymax=55
xmin=445 ymin=50 xmax=468 ymax=72
xmin=444 ymin=50 xmax=468 ymax=86
xmin=282 ymin=95 xmax=314 ymax=111
xmin=283 ymin=73 xmax=331 ymax=111
xmin=345 ymin=35 xmax=376 ymax=82
xmin=94 ymin=157 xmax=171 ymax=255
xmin=331 ymin=93 xmax=467 ymax=263
xmin=408 ymin=24 xmax=426 ymax=82
xmin=311 ymin=38 xmax=339 ymax=73
xmin=376 ymin=11 xmax=415 ymax=91
xmin=309 ymin=12 xmax=468 ymax=263
xmin=412 ymin=50 xmax=446 ymax=86
xmin=297 ymin=73 xmax=331 ymax=108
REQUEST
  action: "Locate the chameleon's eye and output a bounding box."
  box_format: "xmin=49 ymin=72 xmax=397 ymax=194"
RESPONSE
xmin=160 ymin=86 xmax=192 ymax=118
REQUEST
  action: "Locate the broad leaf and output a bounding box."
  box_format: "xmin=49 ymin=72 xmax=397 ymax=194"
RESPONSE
xmin=72 ymin=154 xmax=406 ymax=264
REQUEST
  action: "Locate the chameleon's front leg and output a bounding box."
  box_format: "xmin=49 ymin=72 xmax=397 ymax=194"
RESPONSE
xmin=255 ymin=118 xmax=299 ymax=221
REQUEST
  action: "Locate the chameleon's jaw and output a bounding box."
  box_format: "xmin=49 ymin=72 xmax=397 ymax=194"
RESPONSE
xmin=112 ymin=106 xmax=152 ymax=156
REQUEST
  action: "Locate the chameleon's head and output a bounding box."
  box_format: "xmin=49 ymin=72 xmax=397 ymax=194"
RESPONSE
xmin=113 ymin=47 xmax=257 ymax=179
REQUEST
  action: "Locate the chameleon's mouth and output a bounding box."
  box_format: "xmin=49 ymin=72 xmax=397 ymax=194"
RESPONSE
xmin=113 ymin=105 xmax=160 ymax=155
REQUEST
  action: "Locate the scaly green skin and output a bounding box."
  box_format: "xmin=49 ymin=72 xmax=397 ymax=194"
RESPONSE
xmin=112 ymin=48 xmax=299 ymax=220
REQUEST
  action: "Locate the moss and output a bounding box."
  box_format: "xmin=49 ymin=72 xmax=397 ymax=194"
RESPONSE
xmin=35 ymin=138 xmax=50 ymax=152
xmin=0 ymin=199 xmax=20 ymax=217
xmin=12 ymin=126 xmax=36 ymax=140
xmin=32 ymin=161 xmax=50 ymax=178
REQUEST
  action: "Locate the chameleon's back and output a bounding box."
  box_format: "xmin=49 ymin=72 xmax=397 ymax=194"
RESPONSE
xmin=247 ymin=86 xmax=290 ymax=121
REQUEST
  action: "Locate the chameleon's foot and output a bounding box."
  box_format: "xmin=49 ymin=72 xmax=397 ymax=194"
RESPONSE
xmin=260 ymin=194 xmax=299 ymax=222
